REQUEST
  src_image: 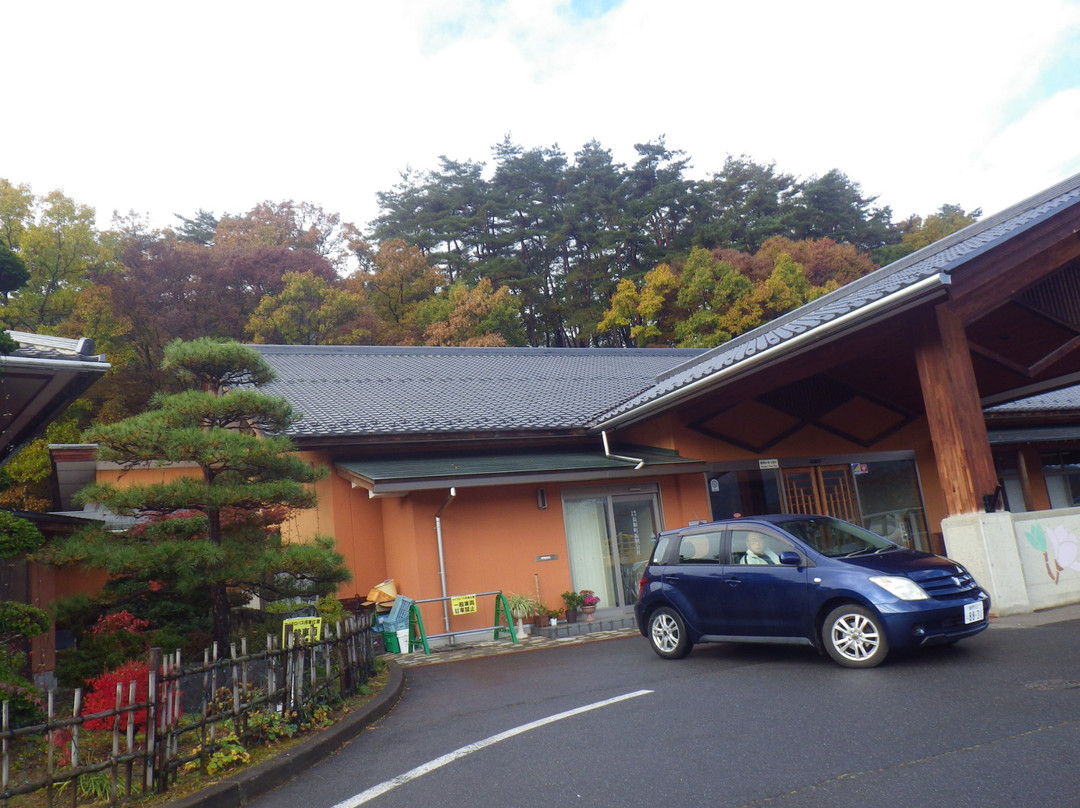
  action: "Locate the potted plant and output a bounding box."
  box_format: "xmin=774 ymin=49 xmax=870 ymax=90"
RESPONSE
xmin=540 ymin=606 xmax=561 ymax=627
xmin=561 ymin=590 xmax=584 ymax=623
xmin=505 ymin=593 xmax=540 ymax=639
xmin=579 ymin=589 xmax=600 ymax=621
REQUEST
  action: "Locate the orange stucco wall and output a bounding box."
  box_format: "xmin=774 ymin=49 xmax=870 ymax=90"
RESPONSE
xmin=58 ymin=391 xmax=967 ymax=643
xmin=305 ymin=469 xmax=717 ymax=638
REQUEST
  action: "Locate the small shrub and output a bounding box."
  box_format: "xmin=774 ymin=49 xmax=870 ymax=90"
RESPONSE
xmin=247 ymin=708 xmax=298 ymax=743
xmin=315 ymin=596 xmax=348 ymax=625
xmin=300 ymin=704 xmax=334 ymax=732
xmin=83 ymin=660 xmax=152 ymax=731
xmin=186 ymin=732 xmax=251 ymax=776
xmin=88 ymin=610 xmax=150 ymax=637
xmin=0 ymin=676 xmax=45 ymax=728
xmin=206 ymin=733 xmax=250 ymax=775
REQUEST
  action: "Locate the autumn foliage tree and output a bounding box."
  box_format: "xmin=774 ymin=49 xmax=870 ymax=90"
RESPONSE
xmin=421 ymin=278 xmax=525 ymax=346
xmin=246 ymin=272 xmax=372 ymax=345
xmin=0 ymin=160 xmax=979 ymax=421
xmin=598 ymin=240 xmax=845 ymax=348
xmin=43 ymin=339 xmax=350 ymax=649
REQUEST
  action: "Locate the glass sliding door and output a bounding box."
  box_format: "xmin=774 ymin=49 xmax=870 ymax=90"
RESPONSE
xmin=563 ymin=487 xmax=661 ymax=608
xmin=563 ymin=498 xmax=618 ymax=610
xmin=611 ymin=496 xmax=659 ymax=606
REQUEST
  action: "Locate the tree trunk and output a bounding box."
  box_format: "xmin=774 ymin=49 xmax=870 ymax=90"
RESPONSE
xmin=210 ymin=582 xmax=231 ymax=651
xmin=207 ymin=508 xmax=230 ymax=649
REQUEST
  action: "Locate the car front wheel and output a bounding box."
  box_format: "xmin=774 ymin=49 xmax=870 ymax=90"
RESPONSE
xmin=648 ymin=607 xmax=692 ymax=659
xmin=822 ymin=604 xmax=889 ymax=668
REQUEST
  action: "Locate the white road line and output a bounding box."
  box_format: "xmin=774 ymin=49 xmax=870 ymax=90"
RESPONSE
xmin=327 ymin=689 xmax=654 ymax=808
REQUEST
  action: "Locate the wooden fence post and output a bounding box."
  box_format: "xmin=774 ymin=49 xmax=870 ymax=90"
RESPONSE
xmin=145 ymin=647 xmax=161 ymax=793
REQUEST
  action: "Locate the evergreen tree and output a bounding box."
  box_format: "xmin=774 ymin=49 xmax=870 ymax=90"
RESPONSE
xmin=0 ymin=512 xmax=50 ymax=726
xmin=43 ymin=338 xmax=349 ymax=649
xmin=0 ymin=244 xmax=30 ymax=302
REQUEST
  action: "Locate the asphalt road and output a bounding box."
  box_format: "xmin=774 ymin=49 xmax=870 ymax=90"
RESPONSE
xmin=250 ymin=620 xmax=1080 ymax=808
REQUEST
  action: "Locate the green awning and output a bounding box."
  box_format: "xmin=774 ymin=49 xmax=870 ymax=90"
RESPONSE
xmin=335 ymin=448 xmax=706 ymax=495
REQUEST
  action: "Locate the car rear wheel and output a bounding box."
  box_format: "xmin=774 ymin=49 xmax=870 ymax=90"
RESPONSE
xmin=823 ymin=604 xmax=889 ymax=668
xmin=648 ymin=607 xmax=692 ymax=659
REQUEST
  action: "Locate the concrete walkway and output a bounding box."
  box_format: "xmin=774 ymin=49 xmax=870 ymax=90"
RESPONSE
xmin=393 ymin=617 xmax=640 ymax=667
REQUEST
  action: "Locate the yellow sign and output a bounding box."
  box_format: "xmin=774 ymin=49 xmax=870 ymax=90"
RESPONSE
xmin=282 ymin=617 xmax=323 ymax=645
xmin=451 ymin=595 xmax=477 ymax=615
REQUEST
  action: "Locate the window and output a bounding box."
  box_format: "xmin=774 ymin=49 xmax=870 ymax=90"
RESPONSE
xmin=731 ymin=529 xmax=791 ymax=565
xmin=1041 ymin=450 xmax=1080 ymax=508
xmin=707 ymin=455 xmax=931 ymax=551
xmin=708 ymin=468 xmax=782 ymax=518
xmin=677 ymin=531 xmax=722 ymax=564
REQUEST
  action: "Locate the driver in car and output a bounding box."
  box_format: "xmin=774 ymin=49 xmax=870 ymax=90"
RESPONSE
xmin=742 ymin=532 xmax=780 ymax=565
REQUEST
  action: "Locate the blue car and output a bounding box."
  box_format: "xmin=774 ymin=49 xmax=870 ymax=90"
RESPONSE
xmin=634 ymin=514 xmax=990 ymax=668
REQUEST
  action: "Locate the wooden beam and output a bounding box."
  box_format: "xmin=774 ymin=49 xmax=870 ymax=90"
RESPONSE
xmin=950 ymin=227 xmax=1080 ymax=323
xmin=914 ymin=303 xmax=999 ymax=515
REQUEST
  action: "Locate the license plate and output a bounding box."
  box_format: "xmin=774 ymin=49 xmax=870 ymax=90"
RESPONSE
xmin=964 ymin=601 xmax=984 ymax=624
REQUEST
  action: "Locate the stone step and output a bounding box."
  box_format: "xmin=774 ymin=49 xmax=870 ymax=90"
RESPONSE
xmin=531 ymin=614 xmax=637 ymax=639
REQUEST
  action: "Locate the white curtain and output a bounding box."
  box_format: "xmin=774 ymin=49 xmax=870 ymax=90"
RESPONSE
xmin=564 ymin=498 xmax=616 ymax=607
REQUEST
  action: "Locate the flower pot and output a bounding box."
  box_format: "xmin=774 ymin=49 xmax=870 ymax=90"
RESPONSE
xmin=580 ymin=605 xmax=597 ymax=622
xmin=565 ymin=609 xmax=578 ymax=624
xmin=549 ymin=617 xmax=558 ymax=627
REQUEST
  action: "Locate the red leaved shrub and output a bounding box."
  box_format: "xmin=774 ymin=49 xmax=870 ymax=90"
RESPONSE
xmin=88 ymin=610 xmax=150 ymax=638
xmin=83 ymin=660 xmax=153 ymax=731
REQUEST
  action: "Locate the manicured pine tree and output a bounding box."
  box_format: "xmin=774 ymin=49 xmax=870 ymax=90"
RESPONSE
xmin=45 ymin=338 xmax=349 ymax=650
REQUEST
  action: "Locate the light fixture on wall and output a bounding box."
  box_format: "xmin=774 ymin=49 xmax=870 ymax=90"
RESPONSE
xmin=537 ymin=488 xmax=548 ymax=510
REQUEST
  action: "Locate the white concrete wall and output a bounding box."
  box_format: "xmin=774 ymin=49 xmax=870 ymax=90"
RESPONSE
xmin=942 ymin=507 xmax=1080 ymax=616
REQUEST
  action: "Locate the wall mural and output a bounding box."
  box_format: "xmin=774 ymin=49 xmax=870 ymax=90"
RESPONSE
xmin=1025 ymin=523 xmax=1080 ymax=584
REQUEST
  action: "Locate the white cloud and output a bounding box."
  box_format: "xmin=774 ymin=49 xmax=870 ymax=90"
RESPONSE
xmin=3 ymin=0 xmax=1079 ymax=232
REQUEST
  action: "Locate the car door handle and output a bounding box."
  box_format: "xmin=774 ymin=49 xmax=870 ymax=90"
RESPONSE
xmin=726 ymin=578 xmax=742 ymax=587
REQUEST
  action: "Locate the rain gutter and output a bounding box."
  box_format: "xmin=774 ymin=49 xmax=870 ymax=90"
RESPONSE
xmin=595 ymin=272 xmax=950 ymax=432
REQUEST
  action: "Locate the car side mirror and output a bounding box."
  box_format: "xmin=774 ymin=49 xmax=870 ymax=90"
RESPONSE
xmin=779 ymin=551 xmax=802 ymax=566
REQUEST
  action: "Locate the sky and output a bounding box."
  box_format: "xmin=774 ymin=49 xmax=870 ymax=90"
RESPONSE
xmin=6 ymin=0 xmax=1080 ymax=235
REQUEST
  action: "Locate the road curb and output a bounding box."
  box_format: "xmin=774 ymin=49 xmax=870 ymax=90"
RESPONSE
xmin=168 ymin=661 xmax=405 ymax=808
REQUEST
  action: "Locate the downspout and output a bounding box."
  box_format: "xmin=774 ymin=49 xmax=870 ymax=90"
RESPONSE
xmin=435 ymin=487 xmax=456 ymax=634
xmin=602 ymin=430 xmax=645 ymax=470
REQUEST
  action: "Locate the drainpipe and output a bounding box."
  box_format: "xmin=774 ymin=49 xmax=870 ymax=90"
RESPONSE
xmin=602 ymin=430 xmax=645 ymax=470
xmin=435 ymin=487 xmax=456 ymax=634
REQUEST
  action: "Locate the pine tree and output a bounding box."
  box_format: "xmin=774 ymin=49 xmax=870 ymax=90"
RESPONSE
xmin=0 ymin=512 xmax=50 ymax=725
xmin=44 ymin=338 xmax=349 ymax=649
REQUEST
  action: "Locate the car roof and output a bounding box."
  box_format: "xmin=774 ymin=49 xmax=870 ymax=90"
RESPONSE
xmin=661 ymin=514 xmax=833 ymax=536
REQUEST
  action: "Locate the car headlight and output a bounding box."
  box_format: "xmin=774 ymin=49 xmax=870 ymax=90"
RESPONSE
xmin=869 ymin=575 xmax=929 ymax=601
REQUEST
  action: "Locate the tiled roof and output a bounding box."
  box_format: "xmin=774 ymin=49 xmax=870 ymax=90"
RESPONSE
xmin=6 ymin=331 xmax=106 ymax=364
xmin=595 ymin=171 xmax=1080 ymax=427
xmin=250 ymin=172 xmax=1080 ymax=441
xmin=986 ymin=386 xmax=1080 ymax=415
xmin=251 ymin=345 xmax=704 ymax=438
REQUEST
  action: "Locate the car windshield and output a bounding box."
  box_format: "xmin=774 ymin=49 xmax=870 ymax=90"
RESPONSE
xmin=779 ymin=517 xmax=895 ymax=558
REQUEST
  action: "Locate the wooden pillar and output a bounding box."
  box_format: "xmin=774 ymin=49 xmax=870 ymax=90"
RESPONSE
xmin=1016 ymin=449 xmax=1034 ymax=512
xmin=914 ymin=303 xmax=999 ymax=515
xmin=1019 ymin=445 xmax=1052 ymax=510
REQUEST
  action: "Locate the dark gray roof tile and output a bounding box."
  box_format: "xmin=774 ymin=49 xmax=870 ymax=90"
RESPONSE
xmin=251 ymin=345 xmax=703 ymax=438
xmin=986 ymin=386 xmax=1080 ymax=415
